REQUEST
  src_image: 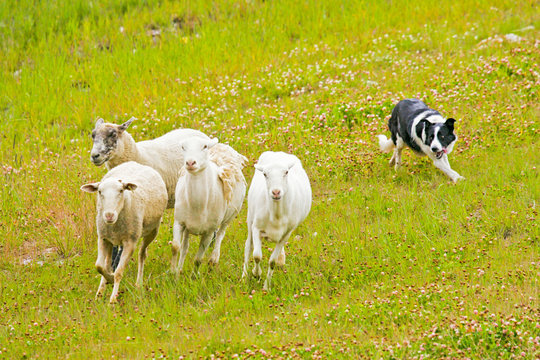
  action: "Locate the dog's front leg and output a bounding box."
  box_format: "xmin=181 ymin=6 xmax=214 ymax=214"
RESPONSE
xmin=432 ymin=155 xmax=464 ymax=183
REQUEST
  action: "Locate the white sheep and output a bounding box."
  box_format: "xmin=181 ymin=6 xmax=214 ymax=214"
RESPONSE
xmin=81 ymin=161 xmax=168 ymax=304
xmin=90 ymin=117 xmax=211 ymax=208
xmin=242 ymin=151 xmax=311 ymax=291
xmin=171 ymin=137 xmax=247 ymax=275
xmin=242 ymin=151 xmax=312 ymax=291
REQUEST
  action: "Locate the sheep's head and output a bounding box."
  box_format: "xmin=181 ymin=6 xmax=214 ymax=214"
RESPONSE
xmin=254 ymin=162 xmax=295 ymax=201
xmin=90 ymin=118 xmax=134 ymax=166
xmin=81 ymin=179 xmax=137 ymax=224
xmin=180 ymin=137 xmax=219 ymax=173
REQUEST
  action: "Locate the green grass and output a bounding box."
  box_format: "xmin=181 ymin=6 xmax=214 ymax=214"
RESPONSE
xmin=0 ymin=0 xmax=539 ymax=358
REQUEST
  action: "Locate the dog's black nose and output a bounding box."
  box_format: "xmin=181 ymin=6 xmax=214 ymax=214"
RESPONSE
xmin=431 ymin=147 xmax=439 ymax=153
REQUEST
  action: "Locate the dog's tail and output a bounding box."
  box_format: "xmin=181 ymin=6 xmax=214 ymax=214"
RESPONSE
xmin=377 ymin=135 xmax=395 ymax=153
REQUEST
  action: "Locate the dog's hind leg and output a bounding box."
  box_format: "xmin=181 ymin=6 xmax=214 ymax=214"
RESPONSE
xmin=393 ymin=137 xmax=405 ymax=171
xmin=389 ymin=152 xmax=396 ymax=166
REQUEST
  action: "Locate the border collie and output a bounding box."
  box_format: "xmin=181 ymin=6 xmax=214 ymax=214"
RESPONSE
xmin=377 ymin=99 xmax=464 ymax=183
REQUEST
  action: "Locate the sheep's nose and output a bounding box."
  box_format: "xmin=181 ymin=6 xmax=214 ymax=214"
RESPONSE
xmin=91 ymin=153 xmax=100 ymax=161
xmin=186 ymin=160 xmax=196 ymax=167
xmin=104 ymin=212 xmax=115 ymax=221
xmin=272 ymin=189 xmax=281 ymax=197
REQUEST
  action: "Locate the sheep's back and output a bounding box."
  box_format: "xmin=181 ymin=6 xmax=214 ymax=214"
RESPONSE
xmin=136 ymin=129 xmax=210 ymax=207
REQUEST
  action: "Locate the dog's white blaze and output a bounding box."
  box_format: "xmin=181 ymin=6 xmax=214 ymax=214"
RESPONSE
xmin=430 ymin=127 xmax=442 ymax=151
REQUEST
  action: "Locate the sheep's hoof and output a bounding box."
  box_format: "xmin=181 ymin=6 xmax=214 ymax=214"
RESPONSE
xmin=276 ymin=253 xmax=286 ymax=267
xmin=208 ymin=255 xmax=220 ymax=266
xmin=109 ymin=297 xmax=118 ymax=305
xmin=169 ymin=267 xmax=183 ymax=276
xmin=241 ymin=267 xmax=249 ymax=279
xmin=252 ymin=268 xmax=262 ymax=279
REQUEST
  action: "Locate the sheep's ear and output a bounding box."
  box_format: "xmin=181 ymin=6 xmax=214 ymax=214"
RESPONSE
xmin=123 ymin=182 xmax=138 ymax=191
xmin=286 ymin=162 xmax=295 ymax=171
xmin=208 ymin=138 xmax=219 ymax=148
xmin=118 ymin=117 xmax=135 ymax=133
xmin=254 ymin=164 xmax=265 ymax=172
xmin=95 ymin=118 xmax=104 ymax=127
xmin=81 ymin=183 xmax=100 ymax=193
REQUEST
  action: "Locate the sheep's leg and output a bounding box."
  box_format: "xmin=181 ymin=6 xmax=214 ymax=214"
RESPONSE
xmin=95 ymin=237 xmax=114 ymax=298
xmin=251 ymin=227 xmax=263 ymax=278
xmin=193 ymin=232 xmax=213 ymax=276
xmin=136 ymin=227 xmax=158 ymax=287
xmin=171 ymin=220 xmax=181 ymax=271
xmin=277 ymin=248 xmax=286 ymax=267
xmin=242 ymin=224 xmax=253 ymax=279
xmin=111 ymin=246 xmax=123 ymax=271
xmin=109 ymin=240 xmax=135 ymax=304
xmin=171 ymin=221 xmax=189 ymax=274
xmin=263 ymin=230 xmax=293 ymax=291
xmin=209 ymin=224 xmax=229 ymax=265
xmin=176 ymin=227 xmax=190 ymax=274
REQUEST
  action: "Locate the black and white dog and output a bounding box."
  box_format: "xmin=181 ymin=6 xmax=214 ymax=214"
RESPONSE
xmin=377 ymin=99 xmax=464 ymax=183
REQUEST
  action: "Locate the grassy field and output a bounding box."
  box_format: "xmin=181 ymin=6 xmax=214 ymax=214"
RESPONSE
xmin=0 ymin=0 xmax=539 ymax=358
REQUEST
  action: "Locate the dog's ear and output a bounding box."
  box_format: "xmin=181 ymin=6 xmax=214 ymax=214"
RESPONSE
xmin=445 ymin=118 xmax=456 ymax=130
xmin=417 ymin=119 xmax=430 ymax=140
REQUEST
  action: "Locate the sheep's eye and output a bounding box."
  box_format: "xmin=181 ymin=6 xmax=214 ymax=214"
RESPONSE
xmin=203 ymin=145 xmax=208 ymax=150
xmin=284 ymin=170 xmax=288 ymax=176
xmin=263 ymin=173 xmax=267 ymax=178
xmin=91 ymin=132 xmax=96 ymax=139
xmin=98 ymin=190 xmax=102 ymax=195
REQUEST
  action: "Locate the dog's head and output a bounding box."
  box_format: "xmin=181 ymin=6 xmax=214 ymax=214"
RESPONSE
xmin=417 ymin=118 xmax=457 ymax=159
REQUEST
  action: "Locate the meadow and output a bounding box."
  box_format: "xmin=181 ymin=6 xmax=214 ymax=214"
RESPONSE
xmin=0 ymin=0 xmax=539 ymax=358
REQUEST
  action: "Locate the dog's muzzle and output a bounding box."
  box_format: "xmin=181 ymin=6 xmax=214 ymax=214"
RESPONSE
xmin=435 ymin=149 xmax=447 ymax=159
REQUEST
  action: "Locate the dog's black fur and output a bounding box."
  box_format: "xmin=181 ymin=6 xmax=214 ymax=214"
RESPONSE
xmin=378 ymin=98 xmax=463 ymax=182
xmin=389 ymin=99 xmax=456 ymax=158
